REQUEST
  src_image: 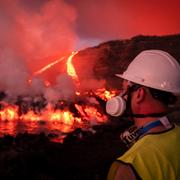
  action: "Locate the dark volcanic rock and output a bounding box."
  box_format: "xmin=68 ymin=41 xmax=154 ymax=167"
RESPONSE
xmin=74 ymin=34 xmax=180 ymax=88
xmin=0 ymin=119 xmax=131 ymax=180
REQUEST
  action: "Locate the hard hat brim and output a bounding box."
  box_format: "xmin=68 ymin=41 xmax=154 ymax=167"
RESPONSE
xmin=115 ymin=73 xmax=180 ymax=96
xmin=115 ymin=74 xmax=126 ymax=80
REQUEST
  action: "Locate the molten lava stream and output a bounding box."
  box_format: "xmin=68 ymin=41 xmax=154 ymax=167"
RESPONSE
xmin=0 ymin=48 xmax=118 ymax=142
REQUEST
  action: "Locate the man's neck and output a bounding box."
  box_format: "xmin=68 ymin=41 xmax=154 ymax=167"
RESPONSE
xmin=134 ymin=100 xmax=168 ymax=129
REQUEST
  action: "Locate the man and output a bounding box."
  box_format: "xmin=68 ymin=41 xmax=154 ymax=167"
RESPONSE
xmin=106 ymin=50 xmax=180 ymax=180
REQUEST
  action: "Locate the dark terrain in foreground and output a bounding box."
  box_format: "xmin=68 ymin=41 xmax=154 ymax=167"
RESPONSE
xmin=0 ymin=120 xmax=131 ymax=180
xmin=0 ymin=118 xmax=179 ymax=180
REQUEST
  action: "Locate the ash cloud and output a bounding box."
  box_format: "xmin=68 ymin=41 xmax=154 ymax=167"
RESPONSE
xmin=55 ymin=74 xmax=76 ymax=100
xmin=0 ymin=0 xmax=77 ymax=71
xmin=29 ymin=77 xmax=46 ymax=96
xmin=0 ymin=0 xmax=78 ymax=100
xmin=0 ymin=49 xmax=29 ymax=97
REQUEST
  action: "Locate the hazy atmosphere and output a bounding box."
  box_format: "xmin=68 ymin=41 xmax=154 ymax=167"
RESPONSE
xmin=0 ymin=0 xmax=179 ymax=95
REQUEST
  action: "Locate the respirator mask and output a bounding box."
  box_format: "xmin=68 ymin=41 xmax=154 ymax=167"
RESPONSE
xmin=106 ymin=83 xmax=141 ymax=117
xmin=106 ymin=92 xmax=127 ymax=117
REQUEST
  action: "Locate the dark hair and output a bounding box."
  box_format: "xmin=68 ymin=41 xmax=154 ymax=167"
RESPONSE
xmin=148 ymin=87 xmax=177 ymax=105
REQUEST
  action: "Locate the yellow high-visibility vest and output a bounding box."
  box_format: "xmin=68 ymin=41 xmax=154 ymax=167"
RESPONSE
xmin=108 ymin=125 xmax=180 ymax=180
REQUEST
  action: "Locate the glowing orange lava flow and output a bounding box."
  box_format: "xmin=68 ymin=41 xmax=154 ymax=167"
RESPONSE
xmin=34 ymin=56 xmax=66 ymax=75
xmin=66 ymin=51 xmax=79 ymax=81
xmin=0 ymin=103 xmax=108 ymax=126
xmin=94 ymin=88 xmax=117 ymax=101
xmin=0 ymin=88 xmax=117 ymax=141
xmin=0 ymin=49 xmax=120 ymax=142
xmin=0 ymin=104 xmax=19 ymax=121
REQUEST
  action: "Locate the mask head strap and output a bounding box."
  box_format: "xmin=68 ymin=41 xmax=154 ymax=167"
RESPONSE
xmin=122 ymin=83 xmax=141 ymax=118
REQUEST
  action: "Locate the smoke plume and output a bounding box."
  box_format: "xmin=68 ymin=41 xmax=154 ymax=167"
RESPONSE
xmin=0 ymin=0 xmax=77 ymax=69
xmin=0 ymin=49 xmax=29 ymax=96
xmin=0 ymin=0 xmax=77 ymax=98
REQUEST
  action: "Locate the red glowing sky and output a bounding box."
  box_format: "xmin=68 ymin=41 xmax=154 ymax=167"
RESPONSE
xmin=0 ymin=0 xmax=179 ymax=95
xmin=0 ymin=0 xmax=179 ymax=72
xmin=1 ymin=0 xmax=179 ymax=50
xmin=68 ymin=0 xmax=180 ymax=48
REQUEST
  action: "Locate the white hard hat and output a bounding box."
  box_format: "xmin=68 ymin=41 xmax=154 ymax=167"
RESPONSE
xmin=116 ymin=50 xmax=180 ymax=95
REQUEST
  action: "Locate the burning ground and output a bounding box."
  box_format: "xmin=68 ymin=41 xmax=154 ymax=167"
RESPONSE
xmin=0 ymin=50 xmax=117 ymax=142
xmin=0 ymin=34 xmax=180 ymax=179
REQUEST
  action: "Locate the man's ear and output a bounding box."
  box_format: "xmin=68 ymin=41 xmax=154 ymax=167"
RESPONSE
xmin=135 ymin=87 xmax=146 ymax=104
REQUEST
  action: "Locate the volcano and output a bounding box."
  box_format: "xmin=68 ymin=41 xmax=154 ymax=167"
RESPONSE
xmin=0 ymin=34 xmax=180 ymax=179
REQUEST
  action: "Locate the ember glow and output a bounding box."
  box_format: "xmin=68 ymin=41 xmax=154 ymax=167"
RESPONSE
xmin=0 ymin=93 xmax=110 ymax=141
xmin=0 ymin=104 xmax=19 ymax=121
xmin=94 ymin=88 xmax=117 ymax=101
xmin=66 ymin=51 xmax=79 ymax=81
xmin=0 ymin=51 xmax=117 ymax=142
xmin=34 ymin=56 xmax=66 ymax=75
xmin=45 ymin=80 xmax=51 ymax=87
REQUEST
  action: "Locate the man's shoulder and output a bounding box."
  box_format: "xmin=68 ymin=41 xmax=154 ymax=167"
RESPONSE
xmin=118 ymin=126 xmax=180 ymax=162
xmin=107 ymin=160 xmax=141 ymax=180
